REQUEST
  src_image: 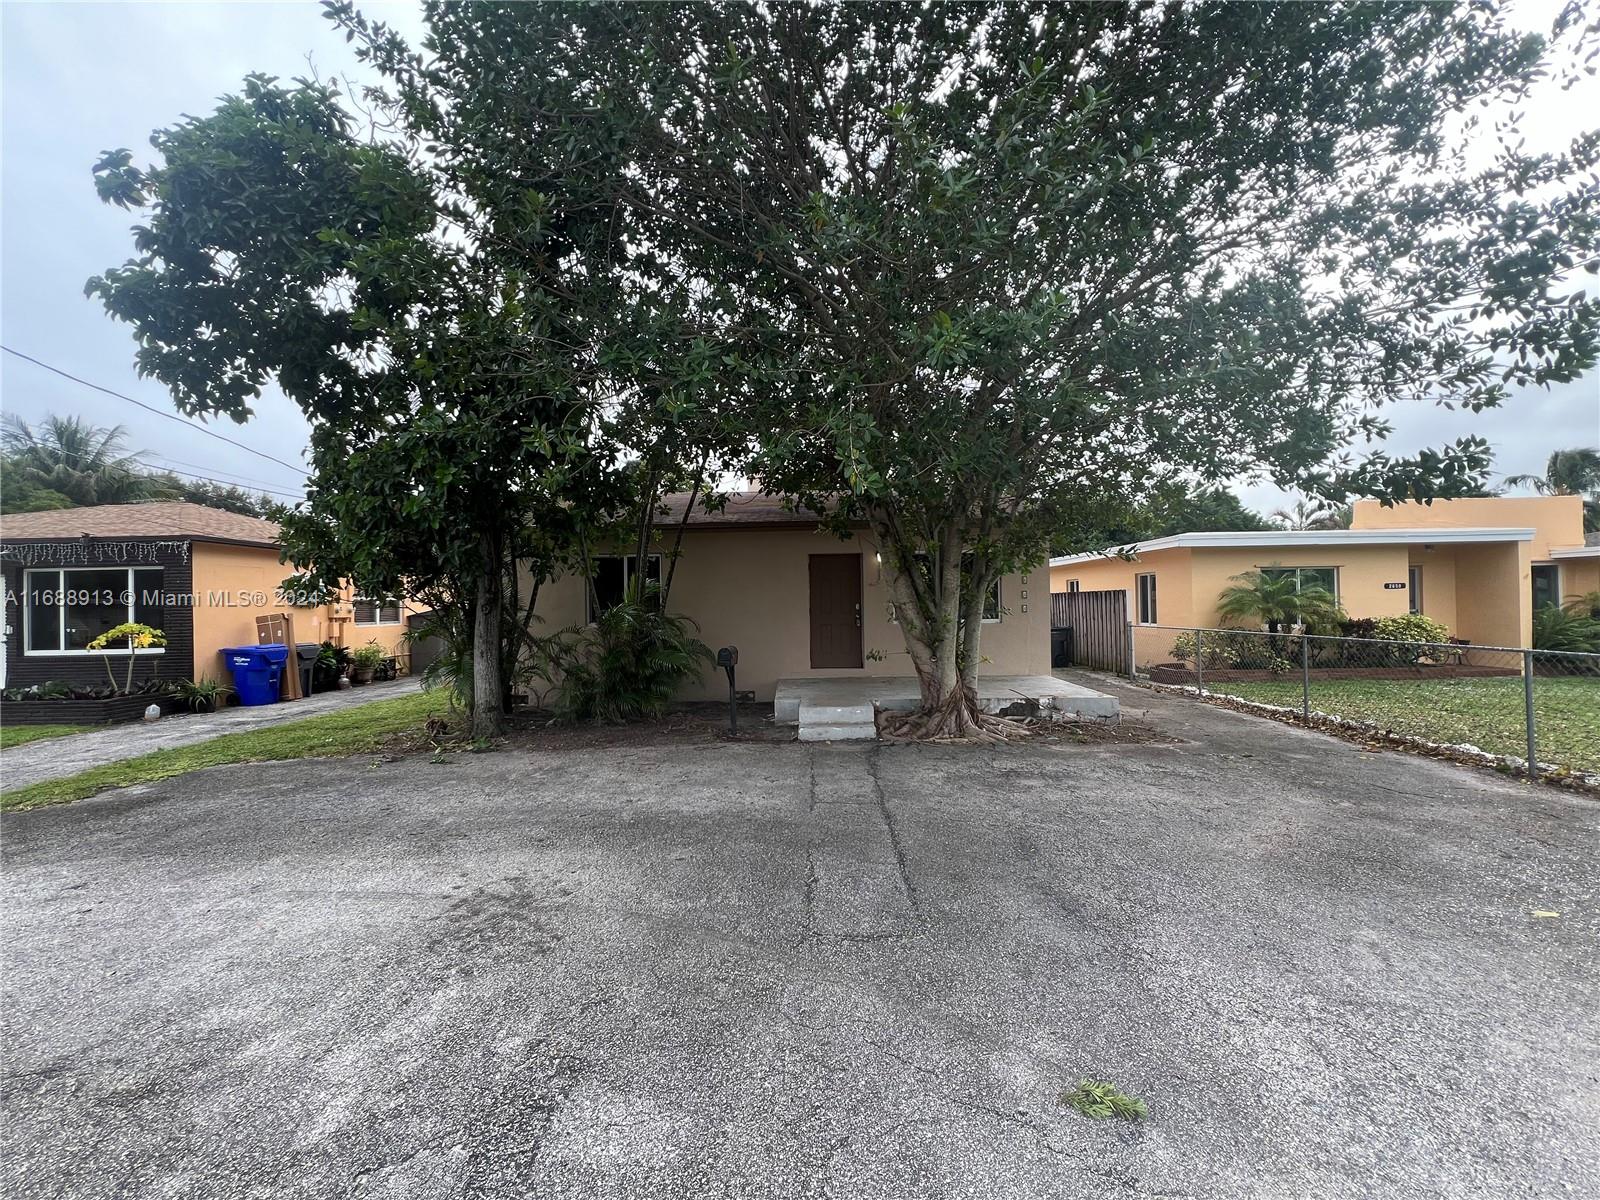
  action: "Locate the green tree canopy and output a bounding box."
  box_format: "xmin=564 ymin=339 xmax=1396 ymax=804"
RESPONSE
xmin=87 ymin=74 xmax=620 ymax=737
xmin=416 ymin=1 xmax=1598 ymax=734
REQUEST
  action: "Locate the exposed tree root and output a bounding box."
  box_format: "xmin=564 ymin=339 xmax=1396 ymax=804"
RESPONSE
xmin=877 ymin=687 xmax=1031 ymax=743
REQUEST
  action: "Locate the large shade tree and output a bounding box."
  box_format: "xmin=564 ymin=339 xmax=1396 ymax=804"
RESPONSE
xmin=394 ymin=1 xmax=1599 ymax=737
xmin=87 ymin=74 xmax=614 ymax=737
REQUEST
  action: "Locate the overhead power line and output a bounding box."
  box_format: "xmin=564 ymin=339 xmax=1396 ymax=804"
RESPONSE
xmin=138 ymin=450 xmax=303 ymax=495
xmin=2 ymin=345 xmax=310 ymax=477
xmin=1 ymin=439 xmax=305 ymax=503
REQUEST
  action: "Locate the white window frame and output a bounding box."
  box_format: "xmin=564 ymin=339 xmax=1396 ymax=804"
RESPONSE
xmin=22 ymin=566 xmax=166 ymax=657
xmin=1262 ymin=565 xmax=1340 ymax=602
xmin=1067 ymin=579 xmax=1081 ymax=593
xmin=1136 ymin=573 xmax=1157 ymax=625
xmin=353 ymin=596 xmax=404 ymax=626
xmin=888 ymin=559 xmax=1002 ymax=624
xmin=1408 ymin=565 xmax=1423 ymax=615
xmin=586 ymin=553 xmax=662 ymax=624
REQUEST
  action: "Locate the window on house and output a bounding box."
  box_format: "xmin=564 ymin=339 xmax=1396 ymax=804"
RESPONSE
xmin=982 ymin=576 xmax=1001 ymax=622
xmin=1067 ymin=579 xmax=1081 ymax=593
xmin=895 ymin=554 xmax=1003 ymax=623
xmin=353 ymin=597 xmax=402 ymax=625
xmin=588 ymin=554 xmax=661 ymax=622
xmin=1262 ymin=566 xmax=1339 ymax=599
xmin=24 ymin=567 xmax=166 ymax=654
xmin=1136 ymin=573 xmax=1157 ymax=624
xmin=1531 ymin=564 xmax=1560 ymax=611
xmin=1408 ymin=566 xmax=1423 ymax=615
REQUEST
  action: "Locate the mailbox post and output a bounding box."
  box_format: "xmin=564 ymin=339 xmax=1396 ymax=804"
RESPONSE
xmin=716 ymin=646 xmax=739 ymax=734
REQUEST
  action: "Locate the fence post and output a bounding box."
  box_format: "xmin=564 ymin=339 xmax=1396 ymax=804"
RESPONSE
xmin=1523 ymin=649 xmax=1537 ymax=782
xmin=1195 ymin=628 xmax=1204 ymax=694
xmin=1301 ymin=633 xmax=1311 ymax=722
xmin=1126 ymin=621 xmax=1136 ymax=680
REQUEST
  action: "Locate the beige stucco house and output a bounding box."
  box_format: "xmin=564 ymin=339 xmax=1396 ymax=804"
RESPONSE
xmin=518 ymin=494 xmax=1052 ymax=702
xmin=1049 ymin=495 xmax=1597 ymax=650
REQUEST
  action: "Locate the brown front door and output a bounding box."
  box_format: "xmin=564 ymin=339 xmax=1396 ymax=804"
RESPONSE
xmin=809 ymin=554 xmax=863 ymax=669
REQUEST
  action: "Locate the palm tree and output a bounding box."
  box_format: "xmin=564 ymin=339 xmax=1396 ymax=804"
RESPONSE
xmin=1270 ymin=497 xmax=1350 ymax=531
xmin=1 ymin=414 xmax=163 ymax=507
xmin=1216 ymin=567 xmax=1345 ymax=634
xmin=1505 ymin=448 xmax=1600 ymax=532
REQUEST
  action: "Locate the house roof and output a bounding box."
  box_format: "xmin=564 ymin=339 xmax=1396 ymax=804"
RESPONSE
xmin=661 ymin=491 xmax=856 ymax=530
xmin=0 ymin=501 xmax=281 ymax=548
xmin=1049 ymin=526 xmax=1537 ymax=568
xmin=1549 ymin=544 xmax=1600 ymax=560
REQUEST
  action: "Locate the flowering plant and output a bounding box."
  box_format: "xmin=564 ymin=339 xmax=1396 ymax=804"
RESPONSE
xmin=86 ymin=622 xmax=167 ymax=693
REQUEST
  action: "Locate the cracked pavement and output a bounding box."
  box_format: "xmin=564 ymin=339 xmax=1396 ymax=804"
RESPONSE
xmin=3 ymin=680 xmax=1597 ymax=1198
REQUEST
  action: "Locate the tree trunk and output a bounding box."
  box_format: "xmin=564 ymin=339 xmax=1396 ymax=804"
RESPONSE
xmin=471 ymin=535 xmax=505 ymax=739
xmin=662 ymin=452 xmax=706 ymax=608
xmin=876 ymin=524 xmax=1020 ymax=742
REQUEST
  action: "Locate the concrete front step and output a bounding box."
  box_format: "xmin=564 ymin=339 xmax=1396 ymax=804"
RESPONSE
xmin=797 ymin=701 xmax=879 ymax=743
xmin=799 ymin=702 xmax=875 ymax=726
xmin=798 ymin=722 xmax=878 ymax=742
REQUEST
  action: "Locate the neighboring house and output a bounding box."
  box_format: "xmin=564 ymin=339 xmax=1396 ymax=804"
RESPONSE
xmin=1049 ymin=495 xmax=1598 ymax=649
xmin=520 ymin=493 xmax=1050 ymax=702
xmin=1 ymin=502 xmax=420 ymax=689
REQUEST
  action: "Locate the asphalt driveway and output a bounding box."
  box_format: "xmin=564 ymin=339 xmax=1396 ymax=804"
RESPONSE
xmin=3 ymin=682 xmax=1596 ymax=1198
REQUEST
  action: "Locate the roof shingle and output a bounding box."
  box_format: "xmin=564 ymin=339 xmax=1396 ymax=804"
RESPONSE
xmin=659 ymin=491 xmax=850 ymax=529
xmin=0 ymin=501 xmax=281 ymax=547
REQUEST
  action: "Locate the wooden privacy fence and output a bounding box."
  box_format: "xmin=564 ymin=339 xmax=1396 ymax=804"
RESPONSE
xmin=1050 ymin=589 xmax=1128 ymax=672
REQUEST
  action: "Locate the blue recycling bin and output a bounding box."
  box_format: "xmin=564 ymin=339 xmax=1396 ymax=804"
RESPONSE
xmin=221 ymin=644 xmax=289 ymax=706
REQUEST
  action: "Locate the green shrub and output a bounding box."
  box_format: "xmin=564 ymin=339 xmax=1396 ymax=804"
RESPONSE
xmin=1369 ymin=614 xmax=1451 ymax=666
xmin=548 ymin=597 xmax=711 ymax=723
xmin=1169 ymin=632 xmax=1230 ymax=668
xmin=1371 ymin=614 xmax=1449 ymax=644
xmin=1533 ymin=604 xmax=1600 ymax=654
xmin=1565 ymin=590 xmax=1600 ymax=620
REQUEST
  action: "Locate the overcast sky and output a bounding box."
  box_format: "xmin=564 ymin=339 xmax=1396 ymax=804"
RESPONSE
xmin=2 ymin=1 xmax=1596 ymax=516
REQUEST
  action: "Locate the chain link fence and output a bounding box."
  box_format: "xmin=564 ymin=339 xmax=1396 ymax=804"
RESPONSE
xmin=1122 ymin=623 xmax=1600 ymax=783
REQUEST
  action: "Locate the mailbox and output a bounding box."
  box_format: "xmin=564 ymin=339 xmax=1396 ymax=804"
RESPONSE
xmin=716 ymin=646 xmax=738 ymax=733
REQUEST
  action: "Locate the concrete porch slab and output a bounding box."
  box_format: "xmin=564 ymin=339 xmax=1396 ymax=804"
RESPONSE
xmin=774 ymin=675 xmax=1119 ymax=725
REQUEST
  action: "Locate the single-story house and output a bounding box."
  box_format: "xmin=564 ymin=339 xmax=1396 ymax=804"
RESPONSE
xmin=519 ymin=493 xmax=1052 ymax=702
xmin=1 ymin=501 xmax=421 ymax=690
xmin=1049 ymin=495 xmax=1598 ymax=649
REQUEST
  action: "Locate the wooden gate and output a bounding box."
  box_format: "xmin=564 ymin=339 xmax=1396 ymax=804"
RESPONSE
xmin=1051 ymin=589 xmax=1127 ymax=671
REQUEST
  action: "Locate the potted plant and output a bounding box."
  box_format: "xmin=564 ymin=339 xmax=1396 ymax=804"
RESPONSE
xmin=350 ymin=640 xmax=386 ymax=685
xmin=312 ymin=641 xmax=350 ymax=691
xmin=175 ymin=677 xmax=233 ymax=714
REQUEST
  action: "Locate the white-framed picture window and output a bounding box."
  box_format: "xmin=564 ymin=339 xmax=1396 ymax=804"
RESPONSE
xmin=1136 ymin=572 xmax=1157 ymax=624
xmin=353 ymin=597 xmax=403 ymax=626
xmin=23 ymin=566 xmax=166 ymax=655
xmin=1261 ymin=565 xmax=1339 ymax=600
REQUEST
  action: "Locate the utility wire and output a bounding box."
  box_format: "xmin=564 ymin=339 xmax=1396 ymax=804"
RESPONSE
xmin=2 ymin=345 xmax=310 ymax=477
xmin=2 ymin=440 xmax=305 ymax=503
xmin=137 ymin=450 xmax=304 ymax=495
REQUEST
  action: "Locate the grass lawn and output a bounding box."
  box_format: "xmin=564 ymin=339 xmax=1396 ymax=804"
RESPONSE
xmin=1 ymin=690 xmax=452 ymax=813
xmin=1207 ymin=675 xmax=1599 ymax=773
xmin=0 ymin=724 xmax=92 ymax=751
